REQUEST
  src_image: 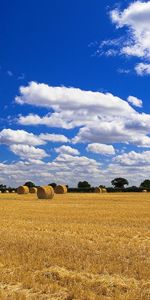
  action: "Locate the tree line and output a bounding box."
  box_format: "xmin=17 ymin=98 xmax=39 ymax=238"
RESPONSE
xmin=0 ymin=178 xmax=150 ymax=192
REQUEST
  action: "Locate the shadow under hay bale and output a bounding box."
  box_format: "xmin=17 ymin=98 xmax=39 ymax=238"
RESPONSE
xmin=29 ymin=187 xmax=37 ymax=194
xmin=37 ymin=186 xmax=54 ymax=200
xmin=17 ymin=186 xmax=29 ymax=194
xmin=55 ymin=185 xmax=67 ymax=194
xmin=94 ymin=187 xmax=102 ymax=193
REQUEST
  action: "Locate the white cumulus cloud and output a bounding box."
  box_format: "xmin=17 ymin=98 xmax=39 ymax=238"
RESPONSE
xmin=10 ymin=144 xmax=48 ymax=161
xmin=0 ymin=154 xmax=103 ymax=187
xmin=16 ymin=82 xmax=134 ymax=116
xmin=55 ymin=145 xmax=79 ymax=156
xmin=114 ymin=150 xmax=150 ymax=166
xmin=0 ymin=128 xmax=45 ymax=146
xmin=15 ymin=82 xmax=150 ymax=147
xmin=127 ymin=96 xmax=143 ymax=108
xmin=87 ymin=143 xmax=115 ymax=155
xmin=135 ymin=63 xmax=150 ymax=75
xmin=40 ymin=133 xmax=69 ymax=143
xmin=111 ymin=1 xmax=150 ymax=59
xmin=98 ymin=1 xmax=150 ymax=75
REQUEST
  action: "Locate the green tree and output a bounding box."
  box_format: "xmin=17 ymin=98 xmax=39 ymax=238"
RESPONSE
xmin=140 ymin=179 xmax=150 ymax=189
xmin=24 ymin=181 xmax=35 ymax=188
xmin=0 ymin=184 xmax=6 ymax=189
xmin=78 ymin=181 xmax=91 ymax=188
xmin=48 ymin=183 xmax=57 ymax=189
xmin=111 ymin=178 xmax=129 ymax=189
xmin=0 ymin=184 xmax=6 ymax=191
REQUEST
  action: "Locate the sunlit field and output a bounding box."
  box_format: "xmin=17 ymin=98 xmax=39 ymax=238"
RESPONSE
xmin=0 ymin=193 xmax=150 ymax=300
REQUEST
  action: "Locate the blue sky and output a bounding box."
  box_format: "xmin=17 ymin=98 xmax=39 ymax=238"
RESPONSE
xmin=1 ymin=0 xmax=150 ymax=187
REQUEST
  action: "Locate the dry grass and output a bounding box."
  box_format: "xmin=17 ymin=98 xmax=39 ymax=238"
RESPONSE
xmin=0 ymin=192 xmax=150 ymax=300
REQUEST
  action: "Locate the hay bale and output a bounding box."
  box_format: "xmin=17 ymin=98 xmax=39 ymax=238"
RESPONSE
xmin=101 ymin=188 xmax=107 ymax=193
xmin=12 ymin=190 xmax=15 ymax=193
xmin=37 ymin=186 xmax=54 ymax=199
xmin=142 ymin=190 xmax=147 ymax=193
xmin=55 ymin=185 xmax=67 ymax=194
xmin=0 ymin=191 xmax=2 ymax=193
xmin=94 ymin=187 xmax=102 ymax=193
xmin=17 ymin=186 xmax=29 ymax=194
xmin=5 ymin=190 xmax=9 ymax=193
xmin=29 ymin=187 xmax=37 ymax=194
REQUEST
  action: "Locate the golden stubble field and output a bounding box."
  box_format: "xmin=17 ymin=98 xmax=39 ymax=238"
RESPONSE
xmin=0 ymin=193 xmax=150 ymax=300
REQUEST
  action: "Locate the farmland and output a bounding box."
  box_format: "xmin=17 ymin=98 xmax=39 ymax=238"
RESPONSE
xmin=0 ymin=193 xmax=150 ymax=299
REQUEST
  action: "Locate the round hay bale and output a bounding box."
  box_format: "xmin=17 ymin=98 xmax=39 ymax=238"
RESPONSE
xmin=0 ymin=191 xmax=2 ymax=193
xmin=101 ymin=188 xmax=107 ymax=193
xmin=142 ymin=190 xmax=147 ymax=193
xmin=12 ymin=190 xmax=15 ymax=193
xmin=17 ymin=186 xmax=29 ymax=194
xmin=5 ymin=190 xmax=9 ymax=193
xmin=94 ymin=187 xmax=102 ymax=193
xmin=37 ymin=186 xmax=54 ymax=200
xmin=55 ymin=185 xmax=67 ymax=194
xmin=29 ymin=187 xmax=37 ymax=194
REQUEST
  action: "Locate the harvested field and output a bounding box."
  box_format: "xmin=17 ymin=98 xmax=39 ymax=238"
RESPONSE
xmin=0 ymin=193 xmax=150 ymax=300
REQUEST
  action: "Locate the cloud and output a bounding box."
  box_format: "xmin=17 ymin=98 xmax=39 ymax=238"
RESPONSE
xmin=73 ymin=119 xmax=150 ymax=146
xmin=0 ymin=130 xmax=150 ymax=187
xmin=10 ymin=144 xmax=48 ymax=161
xmin=15 ymin=82 xmax=150 ymax=147
xmin=0 ymin=129 xmax=69 ymax=147
xmin=55 ymin=145 xmax=79 ymax=156
xmin=0 ymin=154 xmax=103 ymax=187
xmin=110 ymin=1 xmax=150 ymax=59
xmin=97 ymin=1 xmax=150 ymax=75
xmin=40 ymin=133 xmax=69 ymax=143
xmin=127 ymin=96 xmax=143 ymax=108
xmin=135 ymin=63 xmax=150 ymax=75
xmin=1 ymin=151 xmax=150 ymax=187
xmin=7 ymin=70 xmax=13 ymax=77
xmin=86 ymin=143 xmax=115 ymax=155
xmin=117 ymin=68 xmax=130 ymax=74
xmin=18 ymin=113 xmax=70 ymax=128
xmin=114 ymin=150 xmax=150 ymax=166
xmin=106 ymin=162 xmax=150 ymax=186
xmin=16 ymin=82 xmax=134 ymax=116
xmin=0 ymin=129 xmax=45 ymax=146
